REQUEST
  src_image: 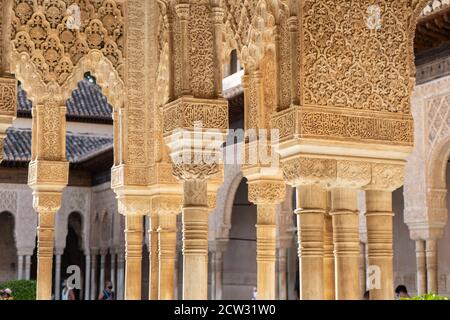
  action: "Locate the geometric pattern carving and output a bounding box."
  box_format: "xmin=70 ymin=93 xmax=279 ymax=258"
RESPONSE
xmin=427 ymin=95 xmax=450 ymax=152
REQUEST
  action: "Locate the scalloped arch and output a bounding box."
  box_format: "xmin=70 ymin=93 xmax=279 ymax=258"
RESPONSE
xmin=11 ymin=48 xmax=124 ymax=109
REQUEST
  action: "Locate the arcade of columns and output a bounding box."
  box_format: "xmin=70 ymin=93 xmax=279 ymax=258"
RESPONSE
xmin=0 ymin=0 xmax=435 ymax=300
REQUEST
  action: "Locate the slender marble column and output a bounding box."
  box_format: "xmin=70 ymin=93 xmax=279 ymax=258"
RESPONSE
xmin=182 ymin=179 xmax=209 ymax=300
xmin=124 ymin=215 xmax=144 ymax=300
xmin=330 ymin=188 xmax=360 ymax=300
xmin=158 ymin=214 xmax=177 ymax=300
xmin=323 ymin=212 xmax=335 ymax=300
xmin=110 ymin=252 xmax=116 ymax=290
xmin=415 ymin=240 xmax=427 ymax=295
xmin=278 ymin=248 xmax=288 ymax=300
xmin=17 ymin=255 xmax=24 ymax=280
xmin=296 ymin=184 xmax=326 ymax=300
xmin=84 ymin=255 xmax=91 ymax=300
xmin=25 ymin=255 xmax=31 ymax=280
xmin=36 ymin=211 xmax=57 ymax=300
xmin=256 ymin=203 xmax=277 ymax=300
xmin=117 ymin=253 xmax=125 ymax=300
xmin=90 ymin=253 xmax=98 ymax=300
xmin=426 ymin=239 xmax=438 ymax=294
xmin=99 ymin=252 xmax=106 ymax=292
xmin=54 ymin=253 xmax=62 ymax=300
xmin=365 ymin=190 xmax=394 ymax=300
xmin=149 ymin=215 xmax=159 ymax=300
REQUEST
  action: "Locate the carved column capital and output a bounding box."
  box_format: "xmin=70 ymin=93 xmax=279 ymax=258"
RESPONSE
xmin=151 ymin=195 xmax=183 ymax=216
xmin=248 ymin=180 xmax=286 ymax=205
xmin=175 ymin=3 xmax=190 ymax=20
xmin=117 ymin=195 xmax=151 ymax=216
xmin=32 ymin=191 xmax=63 ymax=214
xmin=365 ymin=163 xmax=405 ymax=192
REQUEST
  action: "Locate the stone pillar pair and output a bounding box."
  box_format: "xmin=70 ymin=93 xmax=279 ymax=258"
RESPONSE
xmin=283 ymin=158 xmax=403 ymax=300
xmin=414 ymin=238 xmax=439 ymax=295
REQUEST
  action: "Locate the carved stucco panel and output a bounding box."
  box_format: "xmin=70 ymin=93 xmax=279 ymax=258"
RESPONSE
xmin=404 ymin=74 xmax=450 ymax=236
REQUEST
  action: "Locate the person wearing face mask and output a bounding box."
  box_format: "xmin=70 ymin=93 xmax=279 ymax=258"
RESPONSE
xmin=98 ymin=280 xmax=115 ymax=300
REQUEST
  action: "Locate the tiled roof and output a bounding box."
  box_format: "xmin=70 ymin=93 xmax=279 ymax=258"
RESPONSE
xmin=3 ymin=128 xmax=113 ymax=163
xmin=18 ymin=80 xmax=113 ymax=120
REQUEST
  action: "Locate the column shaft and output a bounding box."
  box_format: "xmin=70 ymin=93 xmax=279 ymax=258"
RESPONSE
xmin=330 ymin=188 xmax=360 ymax=300
xmin=278 ymin=248 xmax=288 ymax=300
xmin=182 ymin=179 xmax=209 ymax=300
xmin=84 ymin=255 xmax=91 ymax=300
xmin=323 ymin=212 xmax=335 ymax=300
xmin=256 ymin=204 xmax=277 ymax=300
xmin=365 ymin=190 xmax=394 ymax=300
xmin=54 ymin=254 xmax=62 ymax=300
xmin=426 ymin=239 xmax=438 ymax=294
xmin=415 ymin=240 xmax=427 ymax=295
xmin=17 ymin=255 xmax=24 ymax=280
xmin=25 ymin=255 xmax=31 ymax=280
xmin=110 ymin=253 xmax=116 ymax=289
xmin=90 ymin=254 xmax=97 ymax=300
xmin=158 ymin=214 xmax=177 ymax=300
xmin=124 ymin=215 xmax=143 ymax=300
xmin=117 ymin=254 xmax=125 ymax=300
xmin=36 ymin=211 xmax=56 ymax=300
xmin=215 ymin=251 xmax=224 ymax=300
xmin=99 ymin=254 xmax=106 ymax=292
xmin=296 ymin=184 xmax=326 ymax=300
xmin=149 ymin=215 xmax=159 ymax=300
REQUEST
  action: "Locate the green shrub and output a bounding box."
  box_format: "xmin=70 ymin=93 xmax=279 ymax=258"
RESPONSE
xmin=402 ymin=293 xmax=449 ymax=300
xmin=0 ymin=280 xmax=36 ymax=300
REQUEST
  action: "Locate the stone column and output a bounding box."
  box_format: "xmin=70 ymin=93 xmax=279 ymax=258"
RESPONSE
xmin=110 ymin=251 xmax=116 ymax=290
xmin=330 ymin=187 xmax=360 ymax=300
xmin=323 ymin=211 xmax=335 ymax=300
xmin=25 ymin=255 xmax=31 ymax=280
xmin=28 ymin=97 xmax=69 ymax=300
xmin=181 ymin=179 xmax=210 ymax=300
xmin=90 ymin=252 xmax=98 ymax=300
xmin=158 ymin=211 xmax=178 ymax=300
xmin=162 ymin=0 xmax=228 ymax=301
xmin=99 ymin=250 xmax=106 ymax=292
xmin=295 ymin=184 xmax=327 ymax=300
xmin=17 ymin=255 xmax=24 ymax=280
xmin=364 ymin=165 xmax=403 ymax=300
xmin=84 ymin=254 xmax=91 ymax=300
xmin=248 ymin=181 xmax=285 ymax=300
xmin=117 ymin=252 xmax=125 ymax=300
xmin=148 ymin=214 xmax=159 ymax=300
xmin=54 ymin=251 xmax=63 ymax=300
xmin=33 ymin=192 xmax=65 ymax=300
xmin=277 ymin=248 xmax=288 ymax=300
xmin=359 ymin=242 xmax=367 ymax=297
xmin=415 ymin=239 xmax=427 ymax=295
xmin=124 ymin=215 xmax=144 ymax=300
xmin=210 ymin=240 xmax=227 ymax=301
xmin=365 ymin=190 xmax=394 ymax=300
xmin=426 ymin=239 xmax=438 ymax=294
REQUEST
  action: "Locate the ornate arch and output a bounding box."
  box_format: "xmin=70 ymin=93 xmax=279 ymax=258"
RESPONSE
xmin=211 ymin=164 xmax=243 ymax=240
xmin=225 ymin=0 xmax=289 ymax=72
xmin=12 ymin=49 xmax=124 ymax=109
